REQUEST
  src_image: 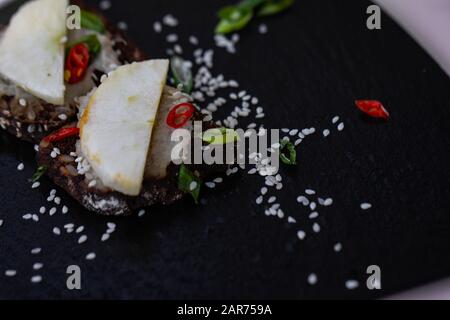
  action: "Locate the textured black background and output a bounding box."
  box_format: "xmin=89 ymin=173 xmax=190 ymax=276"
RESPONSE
xmin=1 ymin=0 xmax=450 ymax=299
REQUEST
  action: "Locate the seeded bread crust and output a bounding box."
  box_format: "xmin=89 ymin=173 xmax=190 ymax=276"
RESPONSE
xmin=0 ymin=1 xmax=147 ymax=143
xmin=37 ymin=116 xmax=225 ymax=216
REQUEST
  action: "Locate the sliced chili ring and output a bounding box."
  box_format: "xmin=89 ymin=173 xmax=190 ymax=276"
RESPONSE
xmin=166 ymin=103 xmax=195 ymax=129
xmin=65 ymin=43 xmax=90 ymax=84
xmin=43 ymin=127 xmax=80 ymax=143
xmin=355 ymin=100 xmax=389 ymax=120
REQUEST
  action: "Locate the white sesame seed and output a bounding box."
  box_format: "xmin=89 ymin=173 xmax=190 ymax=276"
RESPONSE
xmin=309 ymin=212 xmax=319 ymax=219
xmin=205 ymin=182 xmax=216 ymax=189
xmin=345 ymin=280 xmax=359 ymax=290
xmin=297 ymin=230 xmax=306 ymax=241
xmin=310 ymin=202 xmax=317 ymax=211
xmin=138 ymin=209 xmax=146 ymax=217
xmin=323 ymin=129 xmax=330 ymax=137
xmin=268 ymin=196 xmax=277 ymax=204
xmin=88 ymin=180 xmax=97 ymax=188
xmin=334 ymin=243 xmax=343 ymax=252
xmin=101 ymin=233 xmax=110 ymax=242
xmin=58 ymin=114 xmax=67 ymax=121
xmin=76 ymin=226 xmax=84 ymax=234
xmin=117 ymin=21 xmax=128 ymax=30
xmin=308 ymin=273 xmax=318 ymax=285
xmin=32 ymin=214 xmax=39 ymax=222
xmin=256 ymin=196 xmax=263 ymax=205
xmin=86 ymin=253 xmax=96 ymax=261
xmin=78 ymin=235 xmax=88 ymax=244
xmin=162 ymin=14 xmax=178 ymax=27
xmin=189 ymin=181 xmax=198 ymax=191
xmin=153 ymin=21 xmax=162 ymax=33
xmin=5 ymin=270 xmax=17 ymax=277
xmin=248 ymin=168 xmax=257 ymax=175
xmin=313 ymin=223 xmax=321 ymax=233
xmin=99 ymin=0 xmax=111 ymax=10
xmin=337 ymin=122 xmax=345 ymax=131
xmin=332 ymin=116 xmax=340 ymax=124
xmin=49 ymin=207 xmax=57 ymax=216
xmin=52 ymin=227 xmax=61 ymax=236
xmin=31 ymin=248 xmax=41 ymax=255
xmin=213 ymin=177 xmax=223 ymax=184
xmin=33 ymin=263 xmax=44 ymax=270
xmin=31 ymin=182 xmax=40 ymax=189
xmin=31 ymin=275 xmax=43 ymax=284
xmin=288 ymin=217 xmax=297 ymax=224
xmin=62 ymin=206 xmax=69 ymax=214
xmin=54 ymin=197 xmax=61 ymax=205
xmin=166 ymin=33 xmax=178 ymax=43
xmin=305 ymin=189 xmax=316 ymax=195
xmin=361 ymin=203 xmax=372 ymax=210
xmin=0 ymin=220 xmax=3 ymax=227
xmin=17 ymin=163 xmax=24 ymax=171
xmin=261 ymin=187 xmax=268 ymax=195
xmin=23 ymin=214 xmax=32 ymax=220
xmin=189 ymin=35 xmax=199 ymax=45
xmin=19 ymin=98 xmax=27 ymax=106
xmin=324 ymin=198 xmax=334 ymax=206
xmin=39 ymin=207 xmax=46 ymax=214
xmin=258 ymin=23 xmax=268 ymax=34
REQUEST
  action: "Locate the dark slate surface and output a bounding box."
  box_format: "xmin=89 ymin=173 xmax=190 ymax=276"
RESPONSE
xmin=1 ymin=0 xmax=450 ymax=299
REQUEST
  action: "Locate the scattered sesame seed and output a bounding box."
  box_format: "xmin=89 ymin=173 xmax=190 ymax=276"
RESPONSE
xmin=323 ymin=129 xmax=330 ymax=137
xmin=324 ymin=198 xmax=334 ymax=206
xmin=288 ymin=217 xmax=297 ymax=224
xmin=117 ymin=21 xmax=128 ymax=30
xmin=258 ymin=23 xmax=268 ymax=34
xmin=337 ymin=122 xmax=345 ymax=131
xmin=31 ymin=182 xmax=40 ymax=189
xmin=62 ymin=206 xmax=69 ymax=214
xmin=305 ymin=189 xmax=316 ymax=195
xmin=153 ymin=21 xmax=162 ymax=33
xmin=49 ymin=207 xmax=57 ymax=216
xmin=309 ymin=212 xmax=319 ymax=219
xmin=332 ymin=116 xmax=340 ymax=124
xmin=297 ymin=230 xmax=306 ymax=240
xmin=33 ymin=263 xmax=44 ymax=271
xmin=52 ymin=227 xmax=61 ymax=236
xmin=31 ymin=275 xmax=43 ymax=284
xmin=5 ymin=270 xmax=17 ymax=277
xmin=205 ymin=182 xmax=216 ymax=189
xmin=101 ymin=233 xmax=110 ymax=242
xmin=256 ymin=196 xmax=263 ymax=205
xmin=58 ymin=114 xmax=67 ymax=121
xmin=138 ymin=209 xmax=146 ymax=217
xmin=39 ymin=207 xmax=46 ymax=214
xmin=17 ymin=163 xmax=24 ymax=171
xmin=78 ymin=235 xmax=88 ymax=244
xmin=31 ymin=248 xmax=41 ymax=255
xmin=0 ymin=220 xmax=3 ymax=227
xmin=162 ymin=14 xmax=178 ymax=27
xmin=76 ymin=226 xmax=85 ymax=234
xmin=308 ymin=273 xmax=318 ymax=285
xmin=19 ymin=98 xmax=27 ymax=106
xmin=86 ymin=253 xmax=96 ymax=261
xmin=334 ymin=243 xmax=343 ymax=252
xmin=99 ymin=0 xmax=111 ymax=10
xmin=313 ymin=223 xmax=321 ymax=233
xmin=345 ymin=280 xmax=359 ymax=290
xmin=360 ymin=203 xmax=372 ymax=210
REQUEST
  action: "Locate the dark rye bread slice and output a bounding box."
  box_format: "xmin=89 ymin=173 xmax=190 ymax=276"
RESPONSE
xmin=0 ymin=2 xmax=146 ymax=143
xmin=37 ymin=116 xmax=227 ymax=216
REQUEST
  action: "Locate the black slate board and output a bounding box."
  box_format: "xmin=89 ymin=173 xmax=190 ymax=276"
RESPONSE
xmin=1 ymin=0 xmax=450 ymax=299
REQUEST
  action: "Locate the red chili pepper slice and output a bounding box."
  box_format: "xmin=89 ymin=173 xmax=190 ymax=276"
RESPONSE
xmin=65 ymin=43 xmax=90 ymax=84
xmin=355 ymin=100 xmax=389 ymax=120
xmin=43 ymin=127 xmax=80 ymax=143
xmin=166 ymin=103 xmax=195 ymax=129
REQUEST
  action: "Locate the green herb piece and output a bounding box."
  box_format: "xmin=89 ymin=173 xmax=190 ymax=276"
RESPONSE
xmin=178 ymin=164 xmax=201 ymax=204
xmin=279 ymin=140 xmax=297 ymax=165
xmin=215 ymin=0 xmax=295 ymax=34
xmin=30 ymin=166 xmax=48 ymax=183
xmin=215 ymin=7 xmax=253 ymax=34
xmin=81 ymin=10 xmax=106 ymax=33
xmin=171 ymin=56 xmax=193 ymax=94
xmin=67 ymin=34 xmax=102 ymax=62
xmin=257 ymin=0 xmax=294 ymax=16
xmin=202 ymin=128 xmax=240 ymax=145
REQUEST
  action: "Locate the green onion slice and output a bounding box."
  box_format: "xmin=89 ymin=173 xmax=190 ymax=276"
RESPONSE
xmin=257 ymin=0 xmax=294 ymax=17
xmin=81 ymin=10 xmax=106 ymax=33
xmin=30 ymin=166 xmax=48 ymax=183
xmin=178 ymin=164 xmax=201 ymax=203
xmin=279 ymin=140 xmax=297 ymax=165
xmin=171 ymin=56 xmax=193 ymax=94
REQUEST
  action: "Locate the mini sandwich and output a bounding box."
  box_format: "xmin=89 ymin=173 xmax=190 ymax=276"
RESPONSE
xmin=37 ymin=60 xmax=225 ymax=216
xmin=0 ymin=0 xmax=145 ymax=142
